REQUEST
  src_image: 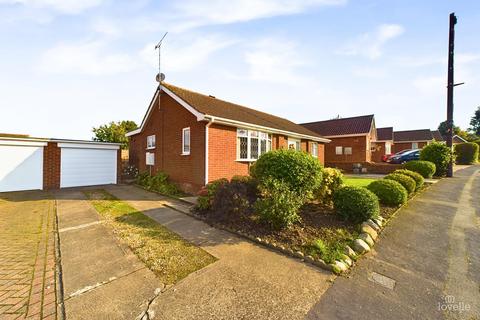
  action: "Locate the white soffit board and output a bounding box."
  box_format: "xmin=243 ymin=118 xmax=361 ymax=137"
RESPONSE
xmin=0 ymin=145 xmax=43 ymax=192
xmin=60 ymin=148 xmax=117 ymax=188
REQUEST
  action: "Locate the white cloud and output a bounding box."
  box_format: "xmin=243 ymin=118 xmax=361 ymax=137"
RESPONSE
xmin=339 ymin=24 xmax=405 ymax=59
xmin=38 ymin=41 xmax=138 ymax=75
xmin=140 ymin=35 xmax=237 ymax=72
xmin=244 ymin=38 xmax=310 ymax=84
xmin=0 ymin=0 xmax=105 ymax=14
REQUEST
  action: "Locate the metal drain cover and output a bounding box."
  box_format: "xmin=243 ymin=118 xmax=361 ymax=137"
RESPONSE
xmin=368 ymin=272 xmax=396 ymax=290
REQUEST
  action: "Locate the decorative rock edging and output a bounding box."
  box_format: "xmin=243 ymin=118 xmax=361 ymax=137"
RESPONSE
xmin=136 ymin=184 xmax=427 ymax=275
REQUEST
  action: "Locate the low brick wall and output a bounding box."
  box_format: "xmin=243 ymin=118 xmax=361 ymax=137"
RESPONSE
xmin=326 ymin=162 xmax=402 ymax=174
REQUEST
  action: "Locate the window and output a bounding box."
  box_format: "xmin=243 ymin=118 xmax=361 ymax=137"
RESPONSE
xmin=311 ymin=142 xmax=318 ymax=157
xmin=385 ymin=142 xmax=392 ymax=154
xmin=412 ymin=142 xmax=418 ymax=149
xmin=344 ymin=147 xmax=352 ymax=155
xmin=182 ymin=127 xmax=190 ymax=155
xmin=288 ymin=138 xmax=301 ymax=151
xmin=335 ymin=146 xmax=343 ymax=155
xmin=146 ymin=152 xmax=155 ymax=165
xmin=147 ymin=135 xmax=156 ymax=149
xmin=237 ymin=129 xmax=271 ymax=161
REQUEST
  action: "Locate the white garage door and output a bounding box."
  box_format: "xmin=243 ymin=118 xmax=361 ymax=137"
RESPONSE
xmin=0 ymin=143 xmax=45 ymax=192
xmin=60 ymin=147 xmax=117 ymax=188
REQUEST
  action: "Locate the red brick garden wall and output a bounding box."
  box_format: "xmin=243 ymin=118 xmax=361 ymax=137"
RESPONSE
xmin=43 ymin=142 xmax=60 ymax=189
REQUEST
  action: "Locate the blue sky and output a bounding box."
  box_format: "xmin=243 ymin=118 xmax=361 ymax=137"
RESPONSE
xmin=0 ymin=0 xmax=479 ymax=139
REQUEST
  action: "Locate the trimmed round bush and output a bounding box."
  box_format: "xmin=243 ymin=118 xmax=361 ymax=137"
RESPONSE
xmin=384 ymin=173 xmax=416 ymax=195
xmin=333 ymin=186 xmax=380 ymax=223
xmin=196 ymin=178 xmax=228 ymax=210
xmin=316 ymin=167 xmax=344 ymax=206
xmin=393 ymin=169 xmax=424 ymax=190
xmin=420 ymin=142 xmax=454 ymax=177
xmin=367 ymin=179 xmax=407 ymax=206
xmin=454 ymin=142 xmax=479 ymax=164
xmin=404 ymin=160 xmax=436 ymax=178
xmin=251 ymin=149 xmax=323 ymax=199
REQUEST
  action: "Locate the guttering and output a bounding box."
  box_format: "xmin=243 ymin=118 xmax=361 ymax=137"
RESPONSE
xmin=204 ymin=115 xmax=330 ymax=143
xmin=0 ymin=136 xmax=121 ymax=147
xmin=204 ymin=118 xmax=214 ymax=185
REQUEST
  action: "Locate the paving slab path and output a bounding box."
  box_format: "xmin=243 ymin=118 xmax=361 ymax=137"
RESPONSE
xmin=307 ymin=165 xmax=480 ymax=320
xmin=55 ymin=189 xmax=162 ymax=320
xmin=105 ymin=185 xmax=335 ymax=320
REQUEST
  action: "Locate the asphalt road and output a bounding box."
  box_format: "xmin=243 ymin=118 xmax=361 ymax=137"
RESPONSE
xmin=307 ymin=165 xmax=480 ymax=320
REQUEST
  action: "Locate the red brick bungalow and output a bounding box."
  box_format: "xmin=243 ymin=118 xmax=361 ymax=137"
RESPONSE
xmin=127 ymin=83 xmax=330 ymax=193
xmin=371 ymin=127 xmax=394 ymax=162
xmin=392 ymin=129 xmax=434 ymax=153
xmin=300 ymin=115 xmax=377 ymax=167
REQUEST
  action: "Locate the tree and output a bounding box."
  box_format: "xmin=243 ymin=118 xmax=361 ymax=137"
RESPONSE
xmin=438 ymin=120 xmax=460 ymax=137
xmin=92 ymin=120 xmax=137 ymax=149
xmin=469 ymin=106 xmax=480 ymax=136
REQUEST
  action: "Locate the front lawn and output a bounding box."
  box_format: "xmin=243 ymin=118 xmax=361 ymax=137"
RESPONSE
xmin=343 ymin=177 xmax=377 ymax=188
xmin=84 ymin=190 xmax=216 ymax=284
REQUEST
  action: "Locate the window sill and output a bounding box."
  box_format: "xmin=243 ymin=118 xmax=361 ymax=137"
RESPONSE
xmin=235 ymin=158 xmax=257 ymax=162
xmin=181 ymin=152 xmax=190 ymax=156
xmin=146 ymin=147 xmax=155 ymax=150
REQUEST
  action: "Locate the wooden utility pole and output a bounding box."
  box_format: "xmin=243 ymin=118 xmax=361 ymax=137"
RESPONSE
xmin=446 ymin=13 xmax=457 ymax=177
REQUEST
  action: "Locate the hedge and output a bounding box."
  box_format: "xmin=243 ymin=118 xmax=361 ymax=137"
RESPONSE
xmin=420 ymin=142 xmax=453 ymax=177
xmin=384 ymin=173 xmax=416 ymax=195
xmin=367 ymin=179 xmax=408 ymax=206
xmin=454 ymin=142 xmax=479 ymax=164
xmin=393 ymin=169 xmax=424 ymax=191
xmin=333 ymin=186 xmax=380 ymax=223
xmin=404 ymin=160 xmax=436 ymax=178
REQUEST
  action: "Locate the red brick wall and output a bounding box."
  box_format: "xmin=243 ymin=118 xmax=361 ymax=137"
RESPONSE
xmin=129 ymin=92 xmax=206 ymax=193
xmin=393 ymin=141 xmax=428 ymax=153
xmin=324 ymin=136 xmax=368 ymax=163
xmin=371 ymin=141 xmax=386 ymax=163
xmin=43 ymin=142 xmax=60 ymax=189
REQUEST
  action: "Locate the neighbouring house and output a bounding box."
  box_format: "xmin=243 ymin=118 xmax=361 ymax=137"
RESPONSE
xmin=126 ymin=83 xmax=330 ymax=193
xmin=392 ymin=129 xmax=434 ymax=153
xmin=431 ymin=130 xmax=468 ymax=144
xmin=371 ymin=127 xmax=394 ymax=162
xmin=300 ymin=115 xmax=377 ymax=166
xmin=0 ymin=135 xmax=121 ymax=193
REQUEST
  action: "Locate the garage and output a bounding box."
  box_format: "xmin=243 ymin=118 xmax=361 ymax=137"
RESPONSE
xmin=0 ymin=136 xmax=120 ymax=192
xmin=0 ymin=140 xmax=47 ymax=192
xmin=59 ymin=143 xmax=118 ymax=188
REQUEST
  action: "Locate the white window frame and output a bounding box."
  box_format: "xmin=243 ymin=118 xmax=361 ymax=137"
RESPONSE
xmin=236 ymin=128 xmax=272 ymax=161
xmin=344 ymin=147 xmax=352 ymax=155
xmin=412 ymin=142 xmax=419 ymax=149
xmin=288 ymin=138 xmax=301 ymax=151
xmin=385 ymin=142 xmax=392 ymax=154
xmin=146 ymin=135 xmax=156 ymax=149
xmin=182 ymin=127 xmax=190 ymax=155
xmin=335 ymin=146 xmax=343 ymax=155
xmin=311 ymin=142 xmax=318 ymax=157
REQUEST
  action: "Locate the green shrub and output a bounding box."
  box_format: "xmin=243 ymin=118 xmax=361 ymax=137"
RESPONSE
xmin=210 ymin=178 xmax=258 ymax=219
xmin=420 ymin=142 xmax=454 ymax=177
xmin=384 ymin=173 xmax=416 ymax=195
xmin=315 ymin=168 xmax=344 ymax=206
xmin=136 ymin=171 xmax=182 ymax=196
xmin=454 ymin=142 xmax=479 ymax=164
xmin=255 ymin=178 xmax=303 ymax=229
xmin=367 ymin=179 xmax=407 ymax=206
xmin=333 ymin=186 xmax=379 ymax=223
xmin=196 ymin=178 xmax=228 ymax=210
xmin=307 ymin=239 xmax=345 ymax=264
xmin=251 ymin=149 xmax=323 ymax=200
xmin=404 ymin=160 xmax=436 ymax=178
xmin=393 ymin=169 xmax=424 ymax=190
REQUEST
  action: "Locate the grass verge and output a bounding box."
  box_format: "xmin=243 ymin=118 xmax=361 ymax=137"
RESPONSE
xmin=84 ymin=189 xmax=216 ymax=284
xmin=344 ymin=177 xmax=377 ymax=187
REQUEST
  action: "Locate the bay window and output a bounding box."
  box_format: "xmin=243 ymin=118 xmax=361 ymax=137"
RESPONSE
xmin=237 ymin=129 xmax=272 ymax=161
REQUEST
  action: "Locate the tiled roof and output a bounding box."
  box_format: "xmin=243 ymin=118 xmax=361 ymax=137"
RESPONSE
xmin=300 ymin=115 xmax=374 ymax=137
xmin=431 ymin=130 xmax=445 ymax=141
xmin=376 ymin=127 xmax=393 ymax=141
xmin=393 ymin=129 xmax=433 ymax=142
xmin=453 ymin=135 xmax=467 ymax=143
xmin=162 ymin=83 xmax=324 ymax=139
